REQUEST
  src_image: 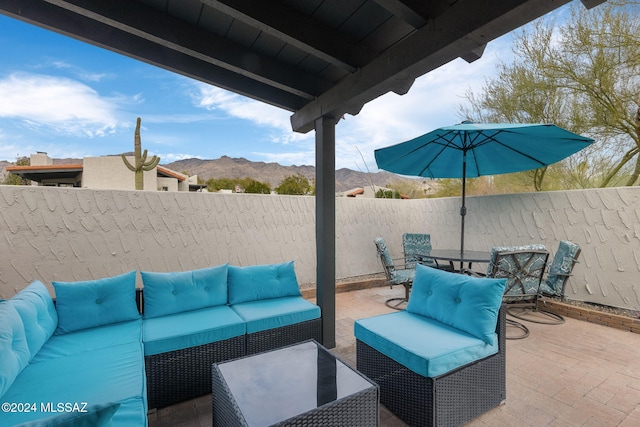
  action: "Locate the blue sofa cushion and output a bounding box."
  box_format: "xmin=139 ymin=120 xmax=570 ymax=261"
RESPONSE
xmin=230 ymin=296 xmax=320 ymax=334
xmin=8 ymin=280 xmax=58 ymax=360
xmin=406 ymin=265 xmax=506 ymax=345
xmin=13 ymin=402 xmax=120 ymax=426
xmin=228 ymin=261 xmax=302 ymax=304
xmin=355 ymin=311 xmax=498 ymax=377
xmin=141 ymin=263 xmax=229 ymax=318
xmin=0 ymin=302 xmax=31 ymax=399
xmin=143 ymin=305 xmax=245 ymax=355
xmin=53 ymin=271 xmax=140 ymax=334
xmin=33 ymin=320 xmax=142 ymax=362
xmin=0 ymin=336 xmax=146 ymax=426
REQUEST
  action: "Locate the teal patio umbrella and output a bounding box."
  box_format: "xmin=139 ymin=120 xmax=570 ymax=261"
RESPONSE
xmin=374 ymin=122 xmax=594 ymax=258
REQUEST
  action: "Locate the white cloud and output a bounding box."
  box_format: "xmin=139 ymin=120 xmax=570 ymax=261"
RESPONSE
xmin=192 ymin=84 xmax=311 ymax=145
xmin=0 ymin=72 xmax=121 ymax=137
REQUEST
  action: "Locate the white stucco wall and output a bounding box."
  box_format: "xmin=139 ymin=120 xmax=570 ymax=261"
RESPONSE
xmin=1 ymin=185 xmax=638 ymax=310
xmin=82 ymin=156 xmax=157 ymax=190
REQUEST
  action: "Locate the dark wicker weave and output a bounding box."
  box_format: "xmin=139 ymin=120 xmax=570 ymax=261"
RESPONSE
xmin=245 ymin=318 xmax=322 ymax=355
xmin=145 ymin=335 xmax=245 ymax=409
xmin=357 ymin=306 xmax=506 ymax=427
xmin=212 ymin=340 xmax=379 ymax=426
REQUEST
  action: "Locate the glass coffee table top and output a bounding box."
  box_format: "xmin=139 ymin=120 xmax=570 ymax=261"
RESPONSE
xmin=215 ymin=340 xmax=375 ymax=426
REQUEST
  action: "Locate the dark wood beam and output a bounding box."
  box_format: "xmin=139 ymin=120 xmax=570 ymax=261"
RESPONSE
xmin=202 ymin=0 xmax=378 ymax=71
xmin=291 ymin=0 xmax=575 ymax=133
xmin=1 ymin=0 xmax=308 ymax=111
xmin=43 ymin=0 xmax=330 ymax=99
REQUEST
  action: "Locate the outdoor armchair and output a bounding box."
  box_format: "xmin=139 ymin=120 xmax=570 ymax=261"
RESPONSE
xmin=374 ymin=236 xmax=415 ymax=310
xmin=539 ymin=240 xmax=581 ymax=299
xmin=487 ymin=244 xmax=563 ymax=339
xmin=402 ymin=233 xmax=438 ymax=269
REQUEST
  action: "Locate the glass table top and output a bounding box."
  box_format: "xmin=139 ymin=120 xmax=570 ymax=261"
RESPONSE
xmin=215 ymin=340 xmax=374 ymax=427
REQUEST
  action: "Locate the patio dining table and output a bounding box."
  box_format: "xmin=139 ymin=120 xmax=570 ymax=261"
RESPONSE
xmin=423 ymin=249 xmax=491 ymax=274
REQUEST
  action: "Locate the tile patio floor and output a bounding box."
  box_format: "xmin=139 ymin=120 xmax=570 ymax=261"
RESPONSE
xmin=149 ymin=286 xmax=640 ymax=427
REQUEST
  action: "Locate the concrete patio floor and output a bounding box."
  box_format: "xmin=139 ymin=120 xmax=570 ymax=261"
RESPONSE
xmin=149 ymin=285 xmax=640 ymax=427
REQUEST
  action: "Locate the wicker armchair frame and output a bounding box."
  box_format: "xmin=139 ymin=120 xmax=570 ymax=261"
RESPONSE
xmin=356 ymin=306 xmax=506 ymax=427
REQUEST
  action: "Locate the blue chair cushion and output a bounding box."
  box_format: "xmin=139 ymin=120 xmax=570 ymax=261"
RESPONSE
xmin=142 ymin=305 xmax=245 ymax=355
xmin=141 ymin=263 xmax=229 ymax=318
xmin=53 ymin=271 xmax=140 ymax=334
xmin=228 ymin=261 xmax=301 ymax=304
xmin=8 ymin=281 xmax=58 ymax=361
xmin=355 ymin=311 xmax=498 ymax=377
xmin=13 ymin=402 xmax=120 ymax=426
xmin=0 ymin=302 xmax=31 ymax=399
xmin=231 ymin=296 xmax=321 ymax=334
xmin=406 ymin=264 xmax=506 ymax=345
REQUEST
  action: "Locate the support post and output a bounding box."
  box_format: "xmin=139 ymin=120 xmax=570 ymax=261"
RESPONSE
xmin=315 ymin=116 xmax=336 ymax=348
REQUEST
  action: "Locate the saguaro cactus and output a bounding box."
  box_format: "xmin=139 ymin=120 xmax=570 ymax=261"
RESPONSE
xmin=121 ymin=117 xmax=160 ymax=190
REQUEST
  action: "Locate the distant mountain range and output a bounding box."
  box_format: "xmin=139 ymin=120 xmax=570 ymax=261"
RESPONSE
xmin=1 ymin=155 xmax=413 ymax=192
xmin=163 ymin=156 xmax=412 ymax=192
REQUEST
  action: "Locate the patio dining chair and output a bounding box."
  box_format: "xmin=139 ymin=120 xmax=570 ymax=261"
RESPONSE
xmin=401 ymin=233 xmax=438 ymax=269
xmin=539 ymin=240 xmax=581 ymax=299
xmin=374 ymin=237 xmax=415 ymax=310
xmin=487 ymin=244 xmax=561 ymax=339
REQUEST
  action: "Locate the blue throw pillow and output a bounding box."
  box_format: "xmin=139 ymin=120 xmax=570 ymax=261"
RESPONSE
xmin=141 ymin=263 xmax=229 ymax=318
xmin=9 ymin=280 xmax=58 ymax=360
xmin=53 ymin=271 xmax=140 ymax=334
xmin=13 ymin=402 xmax=120 ymax=426
xmin=406 ymin=264 xmax=506 ymax=345
xmin=228 ymin=261 xmax=301 ymax=304
xmin=0 ymin=302 xmax=31 ymax=398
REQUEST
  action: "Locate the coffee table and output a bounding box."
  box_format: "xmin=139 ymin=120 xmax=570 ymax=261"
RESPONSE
xmin=212 ymin=340 xmax=379 ymax=426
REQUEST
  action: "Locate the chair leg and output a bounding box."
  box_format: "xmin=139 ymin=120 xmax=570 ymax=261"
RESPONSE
xmin=507 ymin=300 xmax=565 ymax=325
xmin=385 ymin=283 xmax=410 ymax=311
xmin=506 ymin=318 xmax=530 ymax=339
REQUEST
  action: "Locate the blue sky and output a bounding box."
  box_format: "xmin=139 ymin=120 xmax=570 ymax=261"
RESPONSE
xmin=0 ymin=8 xmax=567 ymax=171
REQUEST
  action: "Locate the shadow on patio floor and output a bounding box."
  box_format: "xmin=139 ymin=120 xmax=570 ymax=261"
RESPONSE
xmin=149 ymin=285 xmax=640 ymax=427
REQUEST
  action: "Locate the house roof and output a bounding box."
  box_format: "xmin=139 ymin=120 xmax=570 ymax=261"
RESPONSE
xmin=6 ymin=164 xmax=84 ymax=181
xmin=7 ymin=163 xmax=187 ymax=183
xmin=0 ymin=0 xmax=605 ymax=134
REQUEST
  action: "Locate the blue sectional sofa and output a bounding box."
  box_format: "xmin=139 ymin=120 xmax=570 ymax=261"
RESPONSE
xmin=0 ymin=261 xmax=321 ymax=426
xmin=355 ymin=264 xmax=507 ymax=427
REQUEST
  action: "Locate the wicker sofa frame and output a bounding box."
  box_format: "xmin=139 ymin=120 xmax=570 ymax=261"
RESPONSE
xmin=246 ymin=317 xmax=323 ymax=355
xmin=356 ymin=306 xmax=506 ymax=427
xmin=140 ymin=286 xmax=323 ymax=409
xmin=145 ymin=335 xmax=246 ymax=410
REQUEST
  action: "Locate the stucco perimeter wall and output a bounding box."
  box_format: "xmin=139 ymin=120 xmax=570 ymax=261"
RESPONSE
xmin=1 ymin=185 xmax=639 ymax=311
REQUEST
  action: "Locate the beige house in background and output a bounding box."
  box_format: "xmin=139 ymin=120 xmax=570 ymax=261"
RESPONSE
xmin=6 ymin=152 xmax=203 ymax=192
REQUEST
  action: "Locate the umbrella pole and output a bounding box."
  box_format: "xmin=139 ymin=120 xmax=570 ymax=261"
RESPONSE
xmin=460 ymin=151 xmax=467 ymax=272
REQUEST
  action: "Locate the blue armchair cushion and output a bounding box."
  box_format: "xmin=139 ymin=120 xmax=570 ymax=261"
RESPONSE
xmin=406 ymin=265 xmax=506 ymax=345
xmin=0 ymin=302 xmax=31 ymax=398
xmin=355 ymin=311 xmax=498 ymax=377
xmin=13 ymin=402 xmax=120 ymax=427
xmin=53 ymin=271 xmax=140 ymax=334
xmin=141 ymin=263 xmax=229 ymax=318
xmin=8 ymin=280 xmax=58 ymax=360
xmin=228 ymin=261 xmax=301 ymax=304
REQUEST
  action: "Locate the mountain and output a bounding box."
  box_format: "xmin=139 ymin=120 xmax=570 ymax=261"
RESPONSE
xmin=0 ymin=154 xmax=413 ymax=192
xmin=164 ymin=156 xmax=411 ymax=192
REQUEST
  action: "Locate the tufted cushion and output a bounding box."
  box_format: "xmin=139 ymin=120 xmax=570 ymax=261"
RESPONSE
xmin=141 ymin=264 xmax=229 ymax=318
xmin=406 ymin=264 xmax=506 ymax=345
xmin=53 ymin=271 xmax=140 ymax=334
xmin=13 ymin=402 xmax=120 ymax=426
xmin=0 ymin=302 xmax=31 ymax=398
xmin=228 ymin=261 xmax=301 ymax=305
xmin=9 ymin=280 xmax=58 ymax=360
